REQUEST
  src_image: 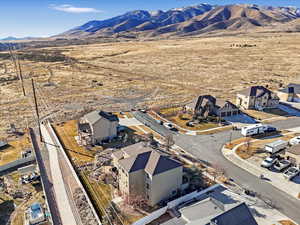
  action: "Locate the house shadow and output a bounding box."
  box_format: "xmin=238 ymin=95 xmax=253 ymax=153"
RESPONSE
xmin=263 ymin=107 xmax=291 ymax=117
xmin=205 ymin=185 xmax=239 ymax=205
xmin=224 ymin=113 xmax=257 ymax=124
xmin=0 ymin=200 xmax=15 ymax=225
xmin=0 ymin=144 xmax=11 ymax=151
xmin=291 ymin=176 xmax=300 ymax=184
xmin=277 ymin=103 xmax=300 ymax=117
xmin=251 ymin=131 xmax=283 ymax=140
xmin=102 ymin=126 xmax=149 ymax=150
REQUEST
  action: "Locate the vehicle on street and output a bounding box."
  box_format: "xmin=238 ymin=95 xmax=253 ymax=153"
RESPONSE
xmin=261 ymin=156 xmax=278 ymax=168
xmin=273 ymin=159 xmax=291 ymax=171
xmin=283 ymin=167 xmax=300 ymax=180
xmin=289 ymin=136 xmax=300 ymax=146
xmin=265 ymin=140 xmax=288 ymax=154
xmin=164 ymin=123 xmax=174 ymax=129
xmin=241 ymin=124 xmax=276 ymax=136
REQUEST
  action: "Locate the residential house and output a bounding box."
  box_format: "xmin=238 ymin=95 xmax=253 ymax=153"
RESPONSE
xmin=112 ymin=142 xmax=183 ymax=206
xmin=161 ymin=185 xmax=258 ymax=225
xmin=236 ymin=86 xmax=279 ymax=110
xmin=185 ymin=95 xmax=240 ymax=119
xmin=27 ymin=202 xmax=45 ymax=225
xmin=215 ymin=99 xmax=241 ymax=118
xmin=78 ymin=110 xmax=119 ymax=145
xmin=277 ymin=83 xmax=300 ymax=102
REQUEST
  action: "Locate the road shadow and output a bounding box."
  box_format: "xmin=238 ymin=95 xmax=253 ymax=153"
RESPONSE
xmin=291 ymin=176 xmax=300 ymax=184
xmin=249 ymin=207 xmax=266 ymax=218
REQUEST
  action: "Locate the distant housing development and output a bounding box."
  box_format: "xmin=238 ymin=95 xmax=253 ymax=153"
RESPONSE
xmin=112 ymin=142 xmax=183 ymax=206
xmin=78 ymin=110 xmax=119 ymax=145
xmin=236 ymin=86 xmax=280 ymax=110
xmin=277 ymin=83 xmax=300 ymax=102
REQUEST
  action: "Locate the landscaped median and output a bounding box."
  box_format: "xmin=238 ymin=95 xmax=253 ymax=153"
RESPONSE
xmin=148 ymin=110 xmax=232 ymax=135
xmin=222 ymin=132 xmax=300 ymax=200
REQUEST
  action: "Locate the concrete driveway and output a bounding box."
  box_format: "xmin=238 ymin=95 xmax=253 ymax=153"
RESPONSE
xmin=224 ymin=113 xmax=257 ymax=124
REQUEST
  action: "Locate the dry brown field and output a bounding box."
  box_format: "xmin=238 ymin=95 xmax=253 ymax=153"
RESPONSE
xmin=1 ymin=32 xmax=300 ymax=138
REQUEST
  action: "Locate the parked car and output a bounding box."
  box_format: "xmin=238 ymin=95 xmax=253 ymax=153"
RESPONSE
xmin=283 ymin=167 xmax=300 ymax=180
xmin=273 ymin=159 xmax=291 ymax=171
xmin=261 ymin=157 xmax=278 ymax=168
xmin=164 ymin=123 xmax=174 ymax=129
xmin=266 ymin=127 xmax=277 ymax=132
xmin=289 ymin=136 xmax=300 ymax=146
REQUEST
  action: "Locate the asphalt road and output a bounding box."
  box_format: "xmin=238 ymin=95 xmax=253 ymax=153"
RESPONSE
xmin=134 ymin=112 xmax=300 ymax=223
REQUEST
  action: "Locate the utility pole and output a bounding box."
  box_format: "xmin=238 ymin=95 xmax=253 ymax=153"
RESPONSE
xmin=32 ymin=78 xmax=42 ymax=142
xmin=8 ymin=45 xmax=26 ymax=96
xmin=17 ymin=59 xmax=26 ymax=96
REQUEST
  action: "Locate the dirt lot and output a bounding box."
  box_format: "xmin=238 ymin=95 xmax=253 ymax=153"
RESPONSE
xmin=236 ymin=132 xmax=296 ymax=159
xmin=0 ymin=133 xmax=31 ymax=166
xmin=1 ymin=32 xmax=300 ymax=138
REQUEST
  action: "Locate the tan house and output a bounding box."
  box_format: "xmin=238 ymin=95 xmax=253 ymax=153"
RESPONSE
xmin=78 ymin=110 xmax=119 ymax=145
xmin=185 ymin=95 xmax=240 ymax=118
xmin=112 ymin=142 xmax=183 ymax=206
xmin=236 ymin=86 xmax=279 ymax=110
xmin=277 ymin=83 xmax=300 ymax=102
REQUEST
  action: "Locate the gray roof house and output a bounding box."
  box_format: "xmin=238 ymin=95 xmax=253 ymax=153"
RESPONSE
xmin=78 ymin=110 xmax=119 ymax=145
xmin=277 ymin=83 xmax=300 ymax=102
xmin=161 ymin=185 xmax=258 ymax=225
xmin=112 ymin=142 xmax=183 ymax=206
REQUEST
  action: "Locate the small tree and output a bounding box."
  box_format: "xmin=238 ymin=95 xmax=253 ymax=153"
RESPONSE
xmin=165 ymin=134 xmax=175 ymax=151
xmin=212 ymin=163 xmax=227 ymax=182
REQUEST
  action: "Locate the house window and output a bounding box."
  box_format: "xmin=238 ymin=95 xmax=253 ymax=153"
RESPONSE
xmin=147 ymin=195 xmax=150 ymax=200
xmin=146 ymin=184 xmax=150 ymax=189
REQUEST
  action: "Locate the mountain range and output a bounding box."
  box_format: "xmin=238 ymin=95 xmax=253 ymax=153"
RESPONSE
xmin=58 ymin=4 xmax=300 ymax=38
xmin=0 ymin=36 xmax=37 ymax=41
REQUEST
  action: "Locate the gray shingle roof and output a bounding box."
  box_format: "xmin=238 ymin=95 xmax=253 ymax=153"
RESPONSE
xmin=117 ymin=144 xmax=182 ymax=175
xmin=210 ymin=203 xmax=258 ymax=225
xmin=238 ymin=86 xmax=271 ymax=97
xmin=162 ymin=185 xmax=258 ymax=225
xmin=83 ymin=110 xmax=119 ymax=125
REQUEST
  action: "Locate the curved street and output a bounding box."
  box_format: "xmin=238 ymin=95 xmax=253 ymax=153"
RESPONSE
xmin=134 ymin=112 xmax=300 ymax=223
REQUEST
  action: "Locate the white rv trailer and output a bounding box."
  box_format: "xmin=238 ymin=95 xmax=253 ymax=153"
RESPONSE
xmin=241 ymin=124 xmax=269 ymax=136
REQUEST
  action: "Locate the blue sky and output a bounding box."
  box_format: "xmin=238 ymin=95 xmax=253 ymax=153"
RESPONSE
xmin=1 ymin=0 xmax=300 ymax=38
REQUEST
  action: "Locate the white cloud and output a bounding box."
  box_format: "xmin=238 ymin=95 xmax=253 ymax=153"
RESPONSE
xmin=50 ymin=4 xmax=101 ymax=13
